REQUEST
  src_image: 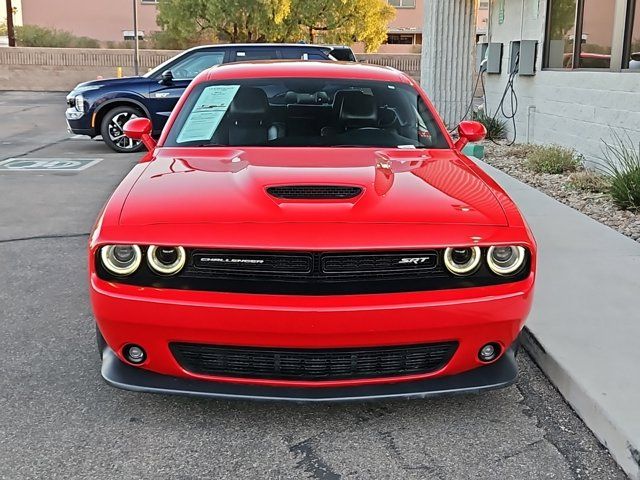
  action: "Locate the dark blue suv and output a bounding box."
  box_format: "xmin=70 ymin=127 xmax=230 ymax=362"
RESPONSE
xmin=65 ymin=43 xmax=356 ymax=153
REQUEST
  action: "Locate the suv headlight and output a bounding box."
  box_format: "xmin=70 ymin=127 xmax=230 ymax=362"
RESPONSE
xmin=444 ymin=246 xmax=481 ymax=276
xmin=487 ymin=246 xmax=526 ymax=276
xmin=74 ymin=94 xmax=84 ymax=112
xmin=100 ymin=245 xmax=142 ymax=276
xmin=147 ymin=246 xmax=186 ymax=275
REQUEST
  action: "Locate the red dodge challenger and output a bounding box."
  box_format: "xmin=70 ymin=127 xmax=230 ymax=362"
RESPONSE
xmin=89 ymin=61 xmax=536 ymax=401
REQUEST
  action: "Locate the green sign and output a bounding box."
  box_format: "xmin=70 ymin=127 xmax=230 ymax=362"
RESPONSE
xmin=498 ymin=0 xmax=505 ymax=24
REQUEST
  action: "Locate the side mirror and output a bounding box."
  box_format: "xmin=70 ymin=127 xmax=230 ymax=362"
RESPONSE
xmin=160 ymin=70 xmax=174 ymax=85
xmin=454 ymin=120 xmax=487 ymax=150
xmin=123 ymin=117 xmax=156 ymax=152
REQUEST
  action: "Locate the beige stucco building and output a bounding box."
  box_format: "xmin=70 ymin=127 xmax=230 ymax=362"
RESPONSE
xmin=12 ymin=0 xmax=159 ymax=42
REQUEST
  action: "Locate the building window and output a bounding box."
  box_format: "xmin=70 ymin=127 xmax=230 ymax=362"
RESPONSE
xmin=625 ymin=0 xmax=640 ymax=68
xmin=387 ymin=34 xmax=416 ymax=44
xmin=388 ymin=0 xmax=416 ymax=8
xmin=544 ymin=0 xmax=623 ymax=69
xmin=123 ymin=30 xmax=145 ymax=40
xmin=141 ymin=0 xmax=159 ymax=4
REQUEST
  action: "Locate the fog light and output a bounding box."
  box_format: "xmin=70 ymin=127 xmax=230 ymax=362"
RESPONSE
xmin=123 ymin=344 xmax=146 ymax=364
xmin=478 ymin=343 xmax=500 ymax=362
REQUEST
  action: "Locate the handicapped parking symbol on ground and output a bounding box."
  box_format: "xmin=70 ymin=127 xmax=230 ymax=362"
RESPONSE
xmin=0 ymin=158 xmax=103 ymax=171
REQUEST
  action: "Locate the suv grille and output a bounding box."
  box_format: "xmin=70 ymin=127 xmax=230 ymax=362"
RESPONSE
xmin=267 ymin=185 xmax=362 ymax=199
xmin=170 ymin=342 xmax=458 ymax=380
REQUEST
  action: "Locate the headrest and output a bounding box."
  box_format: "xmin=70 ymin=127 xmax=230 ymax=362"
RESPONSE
xmin=229 ymin=87 xmax=269 ymax=117
xmin=338 ymin=92 xmax=377 ymax=128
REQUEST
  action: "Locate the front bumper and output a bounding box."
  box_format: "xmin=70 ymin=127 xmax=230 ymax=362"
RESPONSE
xmin=92 ymin=273 xmax=533 ymax=394
xmin=101 ymin=345 xmax=519 ymax=402
xmin=65 ymin=108 xmax=93 ymax=136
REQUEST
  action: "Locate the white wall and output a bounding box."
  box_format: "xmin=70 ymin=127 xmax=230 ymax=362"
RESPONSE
xmin=484 ymin=0 xmax=640 ymax=164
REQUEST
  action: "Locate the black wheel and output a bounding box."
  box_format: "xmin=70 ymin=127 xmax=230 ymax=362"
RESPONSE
xmin=96 ymin=324 xmax=107 ymax=360
xmin=100 ymin=105 xmax=146 ymax=153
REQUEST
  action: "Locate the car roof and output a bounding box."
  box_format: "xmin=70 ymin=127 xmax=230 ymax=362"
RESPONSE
xmin=186 ymin=43 xmax=352 ymax=51
xmin=200 ymin=60 xmax=411 ymax=84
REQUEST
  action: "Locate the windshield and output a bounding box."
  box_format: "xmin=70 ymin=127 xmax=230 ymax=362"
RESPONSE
xmin=164 ymin=78 xmax=449 ymax=149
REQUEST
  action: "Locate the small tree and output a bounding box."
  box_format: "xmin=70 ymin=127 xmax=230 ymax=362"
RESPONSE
xmin=156 ymin=0 xmax=394 ymax=52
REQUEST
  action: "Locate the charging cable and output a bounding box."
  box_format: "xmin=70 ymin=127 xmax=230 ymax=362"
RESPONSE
xmin=489 ymin=52 xmax=519 ymax=146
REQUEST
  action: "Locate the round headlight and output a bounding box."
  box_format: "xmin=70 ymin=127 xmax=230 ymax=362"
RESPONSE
xmin=487 ymin=246 xmax=526 ymax=276
xmin=147 ymin=246 xmax=186 ymax=275
xmin=100 ymin=245 xmax=142 ymax=276
xmin=444 ymin=246 xmax=481 ymax=276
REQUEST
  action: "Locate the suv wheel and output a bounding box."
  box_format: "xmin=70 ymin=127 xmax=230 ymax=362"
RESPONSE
xmin=100 ymin=106 xmax=146 ymax=153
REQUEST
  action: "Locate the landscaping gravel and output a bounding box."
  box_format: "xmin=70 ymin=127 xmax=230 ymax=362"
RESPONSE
xmin=483 ymin=142 xmax=640 ymax=243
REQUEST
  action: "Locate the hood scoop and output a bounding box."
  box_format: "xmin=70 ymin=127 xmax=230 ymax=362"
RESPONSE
xmin=266 ymin=185 xmax=363 ymax=200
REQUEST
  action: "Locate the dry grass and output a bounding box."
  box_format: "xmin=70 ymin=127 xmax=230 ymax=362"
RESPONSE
xmin=568 ymin=170 xmax=610 ymax=193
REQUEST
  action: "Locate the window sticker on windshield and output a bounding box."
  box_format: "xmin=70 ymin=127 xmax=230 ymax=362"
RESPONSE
xmin=176 ymin=85 xmax=240 ymax=143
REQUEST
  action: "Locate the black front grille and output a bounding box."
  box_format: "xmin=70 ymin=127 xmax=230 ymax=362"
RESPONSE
xmin=96 ymin=248 xmax=531 ymax=295
xmin=322 ymin=252 xmax=438 ymax=273
xmin=170 ymin=342 xmax=458 ymax=380
xmin=267 ymin=185 xmax=363 ymax=199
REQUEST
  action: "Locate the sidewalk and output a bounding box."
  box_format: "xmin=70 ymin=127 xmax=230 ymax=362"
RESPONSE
xmin=475 ymin=158 xmax=640 ymax=480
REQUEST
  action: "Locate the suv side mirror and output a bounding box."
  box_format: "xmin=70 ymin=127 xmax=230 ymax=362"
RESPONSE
xmin=454 ymin=120 xmax=487 ymax=150
xmin=123 ymin=117 xmax=156 ymax=152
xmin=160 ymin=70 xmax=174 ymax=85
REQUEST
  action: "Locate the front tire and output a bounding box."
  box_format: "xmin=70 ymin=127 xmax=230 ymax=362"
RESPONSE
xmin=100 ymin=106 xmax=146 ymax=153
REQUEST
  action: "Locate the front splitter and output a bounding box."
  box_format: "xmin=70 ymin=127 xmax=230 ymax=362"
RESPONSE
xmin=101 ymin=347 xmax=518 ymax=402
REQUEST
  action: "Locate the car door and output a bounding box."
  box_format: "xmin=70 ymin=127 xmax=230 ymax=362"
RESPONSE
xmin=147 ymin=49 xmax=227 ymax=131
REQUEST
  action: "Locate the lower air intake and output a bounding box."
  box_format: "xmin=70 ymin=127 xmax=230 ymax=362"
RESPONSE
xmin=170 ymin=341 xmax=458 ymax=381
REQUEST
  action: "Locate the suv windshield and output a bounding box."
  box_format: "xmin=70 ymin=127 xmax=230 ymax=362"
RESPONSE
xmin=164 ymin=78 xmax=449 ymax=149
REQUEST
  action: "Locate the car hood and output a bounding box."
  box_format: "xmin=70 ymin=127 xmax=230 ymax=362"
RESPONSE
xmin=119 ymin=147 xmax=508 ymax=226
xmin=72 ymin=76 xmax=147 ymax=92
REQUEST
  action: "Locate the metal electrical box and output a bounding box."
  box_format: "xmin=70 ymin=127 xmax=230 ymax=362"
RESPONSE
xmin=486 ymin=43 xmax=503 ymax=74
xmin=509 ymin=40 xmax=538 ymax=76
xmin=476 ymin=43 xmax=489 ymax=72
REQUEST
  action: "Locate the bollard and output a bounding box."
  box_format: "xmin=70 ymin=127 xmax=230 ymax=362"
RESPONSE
xmin=117 ymin=66 xmax=123 ymax=78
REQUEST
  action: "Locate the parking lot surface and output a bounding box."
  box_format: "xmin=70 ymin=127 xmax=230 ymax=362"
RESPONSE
xmin=0 ymin=91 xmax=627 ymax=479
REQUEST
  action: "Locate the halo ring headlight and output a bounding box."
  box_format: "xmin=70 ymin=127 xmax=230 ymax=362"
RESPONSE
xmin=487 ymin=246 xmax=526 ymax=276
xmin=147 ymin=245 xmax=186 ymax=275
xmin=444 ymin=246 xmax=481 ymax=276
xmin=100 ymin=245 xmax=142 ymax=276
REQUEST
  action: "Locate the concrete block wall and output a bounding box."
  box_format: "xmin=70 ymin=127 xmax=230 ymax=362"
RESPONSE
xmin=483 ymin=0 xmax=640 ymax=164
xmin=0 ymin=47 xmax=179 ymax=92
xmin=0 ymin=47 xmax=421 ymax=92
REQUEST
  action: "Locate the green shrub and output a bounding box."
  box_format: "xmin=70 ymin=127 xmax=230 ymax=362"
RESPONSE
xmin=471 ymin=110 xmax=507 ymax=140
xmin=527 ymin=145 xmax=581 ymax=174
xmin=15 ymin=25 xmax=99 ymax=48
xmin=568 ymin=170 xmax=610 ymax=193
xmin=600 ymin=133 xmax=640 ymax=211
xmin=509 ymin=144 xmax=535 ymax=159
xmin=0 ymin=22 xmax=7 ymax=36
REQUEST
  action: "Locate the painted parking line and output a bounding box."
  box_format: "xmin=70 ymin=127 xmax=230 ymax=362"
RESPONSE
xmin=0 ymin=158 xmax=103 ymax=171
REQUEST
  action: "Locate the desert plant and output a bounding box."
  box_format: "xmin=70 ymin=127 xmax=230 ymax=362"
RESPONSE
xmin=471 ymin=110 xmax=507 ymax=140
xmin=509 ymin=143 xmax=535 ymax=159
xmin=568 ymin=170 xmax=610 ymax=193
xmin=527 ymin=145 xmax=581 ymax=174
xmin=15 ymin=25 xmax=99 ymax=48
xmin=600 ymin=133 xmax=640 ymax=211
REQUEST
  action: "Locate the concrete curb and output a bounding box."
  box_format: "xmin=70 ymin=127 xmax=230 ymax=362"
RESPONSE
xmin=471 ymin=157 xmax=640 ymax=480
xmin=521 ymin=328 xmax=640 ymax=479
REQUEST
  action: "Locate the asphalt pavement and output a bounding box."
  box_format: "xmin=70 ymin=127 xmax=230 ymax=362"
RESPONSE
xmin=0 ymin=91 xmax=628 ymax=480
